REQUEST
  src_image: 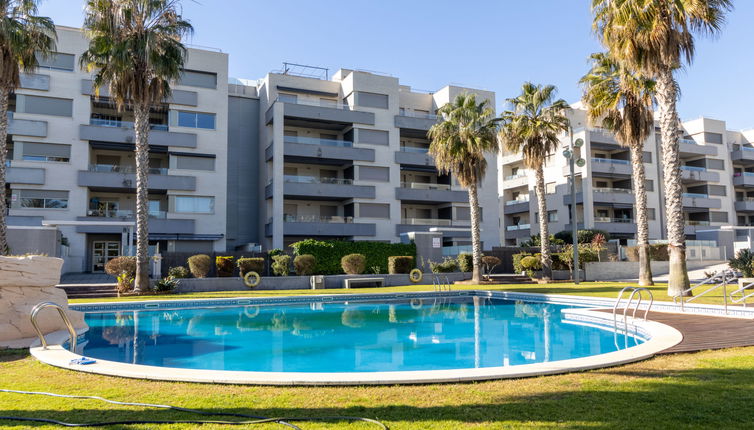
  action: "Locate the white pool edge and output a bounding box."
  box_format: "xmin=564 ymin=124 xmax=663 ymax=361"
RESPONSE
xmin=30 ymin=308 xmax=683 ymax=386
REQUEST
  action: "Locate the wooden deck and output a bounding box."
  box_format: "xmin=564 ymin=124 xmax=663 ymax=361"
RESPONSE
xmin=609 ymin=310 xmax=754 ymax=354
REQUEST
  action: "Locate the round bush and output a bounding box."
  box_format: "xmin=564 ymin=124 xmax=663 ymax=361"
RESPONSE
xmin=271 ymin=254 xmax=291 ymax=276
xmin=105 ymin=256 xmax=136 ymax=277
xmin=187 ymin=254 xmax=211 ymax=278
xmin=388 ymin=256 xmax=414 ymax=274
xmin=341 ymin=253 xmax=366 ymax=275
xmin=237 ymin=257 xmax=265 ymax=276
xmin=216 ymin=256 xmax=235 ymax=277
xmin=481 ymin=255 xmax=501 ymax=269
xmin=293 ymin=254 xmax=316 ymax=276
xmin=520 ymin=256 xmax=541 ymax=271
xmin=457 ymin=253 xmax=473 ymax=272
xmin=167 ymin=266 xmax=189 ymax=279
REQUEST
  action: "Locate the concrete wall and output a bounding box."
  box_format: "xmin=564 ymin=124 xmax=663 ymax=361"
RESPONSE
xmin=584 ymin=260 xmax=726 ymax=281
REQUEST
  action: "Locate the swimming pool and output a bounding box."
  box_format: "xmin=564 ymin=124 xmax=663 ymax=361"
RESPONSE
xmin=32 ymin=291 xmax=683 ymax=385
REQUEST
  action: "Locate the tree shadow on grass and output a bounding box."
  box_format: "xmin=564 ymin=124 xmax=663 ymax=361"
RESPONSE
xmin=2 ymin=366 xmax=754 ymax=429
xmin=0 ymin=349 xmax=29 ymax=363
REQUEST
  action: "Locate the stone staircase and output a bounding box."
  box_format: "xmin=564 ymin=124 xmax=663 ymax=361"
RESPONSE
xmin=487 ymin=274 xmax=536 ymax=284
xmin=56 ymin=283 xmax=118 ymax=299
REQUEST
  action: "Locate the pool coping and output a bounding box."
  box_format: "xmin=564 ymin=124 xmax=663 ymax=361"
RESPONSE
xmin=32 ymin=291 xmax=684 ymax=385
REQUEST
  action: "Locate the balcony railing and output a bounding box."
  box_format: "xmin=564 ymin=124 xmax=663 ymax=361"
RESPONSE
xmin=741 ymin=146 xmax=754 ymax=152
xmin=680 ymin=138 xmax=698 ymax=145
xmin=683 ymin=192 xmax=709 ymax=199
xmin=686 ymin=220 xmax=711 ymax=226
xmin=283 ymin=175 xmax=353 ymax=185
xmin=401 ymin=218 xmax=452 ymax=226
xmin=399 ymin=145 xmax=430 ymax=154
xmin=88 ymin=164 xmax=168 ymax=175
xmin=504 ymin=172 xmax=527 ymax=181
xmin=734 ymin=171 xmax=754 ymax=177
xmin=506 ymin=223 xmax=531 ymax=231
xmin=275 ymin=96 xmax=351 ymax=110
xmin=90 ymin=117 xmax=169 ymax=131
xmin=594 ymin=217 xmax=634 ymax=223
xmin=400 ymin=182 xmax=451 ymax=191
xmin=593 ymin=187 xmax=632 ymax=194
xmin=592 ymin=157 xmax=630 ymax=165
xmin=284 ymin=135 xmax=353 ymax=148
xmin=505 ymin=197 xmax=530 ymax=205
xmin=737 ymin=197 xmax=754 ymax=203
xmin=680 ymin=165 xmax=707 ymax=172
xmin=86 ymin=209 xmax=167 ymax=219
xmin=398 ymin=110 xmax=438 ymax=120
xmin=283 ymin=215 xmax=354 ymax=223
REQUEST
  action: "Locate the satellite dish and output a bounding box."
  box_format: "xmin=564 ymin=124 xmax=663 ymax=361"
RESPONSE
xmin=562 ymin=149 xmax=572 ymax=159
xmin=576 ymin=158 xmax=586 ymax=167
xmin=574 ymin=138 xmax=584 ymax=148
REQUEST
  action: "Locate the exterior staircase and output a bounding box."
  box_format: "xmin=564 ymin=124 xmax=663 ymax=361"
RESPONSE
xmin=57 ymin=283 xmax=118 ymax=299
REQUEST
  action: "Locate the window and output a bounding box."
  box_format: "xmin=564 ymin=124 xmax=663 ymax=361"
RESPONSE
xmin=707 ymin=159 xmax=725 ymax=170
xmin=35 ymin=52 xmax=75 ymax=71
xmin=708 ymin=185 xmax=727 ymax=196
xmin=179 ymin=70 xmax=217 ymax=89
xmin=545 ymin=182 xmax=556 ymax=194
xmin=18 ymin=190 xmax=68 ymax=209
xmin=710 ymin=211 xmax=728 ymax=223
xmin=359 ymin=166 xmax=389 ymax=182
xmin=319 ymin=98 xmax=337 ymax=108
xmin=646 ymin=180 xmax=654 ymax=192
xmin=643 ymin=151 xmax=652 ymax=163
xmin=547 ymin=210 xmax=558 ymax=222
xmin=359 ymin=203 xmax=390 ymax=219
xmin=357 ymin=129 xmax=389 ymax=145
xmin=354 ymin=91 xmax=389 ymax=109
xmin=647 ymin=208 xmax=656 ymax=220
xmin=21 ymin=142 xmax=70 ymax=162
xmin=174 ymin=154 xmax=215 ymax=171
xmin=704 ymin=132 xmax=723 ymax=144
xmin=595 ymin=181 xmax=608 ymax=188
xmin=174 ymin=196 xmax=214 ymax=213
xmin=278 ymin=93 xmax=298 ymax=104
xmin=176 ymin=111 xmax=216 ymax=129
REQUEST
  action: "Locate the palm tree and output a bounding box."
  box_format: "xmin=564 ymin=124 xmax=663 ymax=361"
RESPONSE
xmin=81 ymin=0 xmax=192 ymax=292
xmin=428 ymin=93 xmax=500 ymax=283
xmin=0 ymin=0 xmax=55 ymax=255
xmin=500 ymin=83 xmax=570 ymax=281
xmin=592 ymin=0 xmax=732 ymax=296
xmin=581 ymin=52 xmax=656 ymax=286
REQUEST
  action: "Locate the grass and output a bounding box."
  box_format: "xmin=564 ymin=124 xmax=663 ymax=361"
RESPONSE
xmin=70 ymin=281 xmax=734 ymax=306
xmin=2 ymin=347 xmax=754 ymax=428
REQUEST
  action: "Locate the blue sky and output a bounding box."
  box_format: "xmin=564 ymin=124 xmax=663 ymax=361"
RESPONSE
xmin=40 ymin=0 xmax=754 ymax=130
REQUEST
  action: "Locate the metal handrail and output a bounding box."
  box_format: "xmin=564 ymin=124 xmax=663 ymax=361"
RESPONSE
xmin=729 ymin=278 xmax=754 ymax=306
xmin=432 ymin=274 xmax=451 ymax=291
xmin=29 ymin=302 xmax=77 ymax=352
xmin=613 ymin=286 xmax=653 ymax=349
xmin=673 ymin=269 xmax=734 ymax=314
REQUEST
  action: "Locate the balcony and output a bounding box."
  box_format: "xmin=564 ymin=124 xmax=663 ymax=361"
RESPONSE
xmin=80 ymin=118 xmax=196 ymax=148
xmin=590 ymin=157 xmax=632 ymax=177
xmin=8 ymin=112 xmax=47 ymax=137
xmin=75 ymin=214 xmax=194 ymax=234
xmin=395 ymin=218 xmax=471 ymax=236
xmin=267 ymin=215 xmax=376 ymax=237
xmin=394 ymin=146 xmax=435 ymax=166
xmin=682 ymin=193 xmax=721 ymax=209
xmin=589 ymin=128 xmax=618 ymax=147
xmin=680 ymin=165 xmax=720 ymax=182
xmin=394 ymin=112 xmax=438 ymax=131
xmin=684 ymin=221 xmax=715 ymax=236
xmin=679 ymin=139 xmax=718 ymax=157
xmin=593 ymin=217 xmax=637 ymax=235
xmin=735 ymin=198 xmax=754 ymax=212
xmin=504 ymin=223 xmax=531 ymax=239
xmin=733 ymin=172 xmax=754 ymax=187
xmin=78 ymin=165 xmax=196 ymax=191
xmin=265 ymin=97 xmax=375 ymax=127
xmin=272 ymin=176 xmax=375 ymax=200
xmin=395 ymin=182 xmax=467 ymax=203
xmin=504 ymin=197 xmax=530 ymax=214
xmin=81 ymin=79 xmax=198 ymax=106
xmin=6 ymin=165 xmax=45 ymax=185
xmin=501 ymin=172 xmax=528 ymax=189
xmin=280 ymin=135 xmax=375 ymax=163
xmin=731 ymin=146 xmax=754 ymax=166
xmin=592 ymin=187 xmax=635 ymax=205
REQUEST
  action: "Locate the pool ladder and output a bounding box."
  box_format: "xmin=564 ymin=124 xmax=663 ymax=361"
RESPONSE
xmin=612 ymin=287 xmax=653 ymax=348
xmin=29 ymin=302 xmax=77 ymax=352
xmin=673 ymin=269 xmax=735 ymax=315
xmin=433 ymin=274 xmax=451 ymax=291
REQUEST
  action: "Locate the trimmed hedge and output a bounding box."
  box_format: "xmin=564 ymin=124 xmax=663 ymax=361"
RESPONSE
xmin=271 ymin=255 xmax=291 ymax=276
xmin=188 ymin=254 xmax=211 ymax=278
xmin=167 ymin=266 xmax=189 ymax=279
xmin=216 ymin=256 xmax=235 ymax=277
xmin=625 ymin=244 xmax=669 ymax=262
xmin=237 ymin=257 xmax=265 ymax=276
xmin=294 ymin=254 xmax=316 ymax=276
xmin=290 ymin=239 xmax=416 ymax=275
xmin=457 ymin=253 xmax=473 ymax=272
xmin=388 ymin=256 xmax=414 ymax=274
xmin=341 ymin=254 xmax=366 ymax=275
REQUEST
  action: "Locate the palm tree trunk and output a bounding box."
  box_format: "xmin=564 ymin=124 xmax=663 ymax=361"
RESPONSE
xmin=0 ymin=88 xmax=9 ymax=255
xmin=133 ymin=104 xmax=151 ymax=293
xmin=468 ymin=183 xmax=483 ymax=283
xmin=656 ymin=69 xmax=689 ymax=296
xmin=534 ymin=164 xmax=552 ymax=281
xmin=630 ymin=143 xmax=653 ymax=286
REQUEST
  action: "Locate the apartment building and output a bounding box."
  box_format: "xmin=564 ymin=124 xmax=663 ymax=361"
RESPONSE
xmin=499 ymin=104 xmax=751 ymax=246
xmin=248 ymin=67 xmax=500 ymax=250
xmin=4 ymin=26 xmax=229 ymax=272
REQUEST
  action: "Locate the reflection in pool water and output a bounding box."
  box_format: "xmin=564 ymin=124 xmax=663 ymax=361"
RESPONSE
xmin=80 ymin=297 xmax=643 ymax=373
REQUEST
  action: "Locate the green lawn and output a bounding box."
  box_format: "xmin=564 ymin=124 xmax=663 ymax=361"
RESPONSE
xmin=70 ymin=281 xmax=735 ymax=306
xmin=2 ymin=347 xmax=754 ymax=429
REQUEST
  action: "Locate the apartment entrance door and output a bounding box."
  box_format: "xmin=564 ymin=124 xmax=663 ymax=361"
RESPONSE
xmin=92 ymin=241 xmax=120 ymax=272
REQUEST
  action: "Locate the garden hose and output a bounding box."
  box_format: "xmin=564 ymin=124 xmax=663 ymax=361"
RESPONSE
xmin=0 ymin=388 xmax=389 ymax=429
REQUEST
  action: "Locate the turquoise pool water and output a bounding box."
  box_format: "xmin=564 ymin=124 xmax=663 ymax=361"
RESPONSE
xmin=79 ymin=297 xmax=643 ymax=373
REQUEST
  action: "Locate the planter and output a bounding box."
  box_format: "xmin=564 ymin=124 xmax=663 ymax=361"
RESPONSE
xmin=0 ymin=255 xmax=87 ymax=348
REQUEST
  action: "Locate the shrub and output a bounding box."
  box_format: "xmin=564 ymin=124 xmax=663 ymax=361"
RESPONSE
xmin=215 ymin=256 xmax=235 ymax=277
xmin=430 ymin=257 xmax=458 ymax=273
xmin=513 ymin=252 xmax=532 ymax=274
xmin=341 ymin=254 xmax=366 ymax=275
xmin=290 ymin=239 xmax=416 ymax=275
xmin=519 ymin=234 xmax=565 ymax=247
xmin=520 ymin=255 xmax=541 ymax=270
xmin=105 ymin=256 xmax=136 ymax=277
xmin=268 ymin=248 xmax=284 ymax=257
xmin=168 ymin=266 xmax=189 ymax=279
xmin=730 ymin=249 xmax=754 ymax=278
xmin=481 ymin=255 xmax=501 ymax=275
xmin=388 ymin=256 xmax=414 ymax=274
xmin=271 ymin=255 xmax=291 ymax=276
xmin=293 ymin=254 xmax=316 ymax=276
xmin=237 ymin=257 xmax=265 ymax=276
xmin=153 ymin=277 xmax=179 ymax=292
xmin=187 ymin=254 xmax=211 ymax=278
xmin=116 ymin=273 xmax=134 ymax=294
xmin=457 ymin=253 xmax=473 ymax=272
xmin=554 ymin=229 xmax=611 ymax=244
xmin=626 ymin=244 xmax=670 ymax=262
